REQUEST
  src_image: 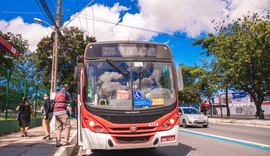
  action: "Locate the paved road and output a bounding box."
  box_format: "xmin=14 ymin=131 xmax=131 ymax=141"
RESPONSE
xmin=75 ymin=123 xmax=270 ymax=156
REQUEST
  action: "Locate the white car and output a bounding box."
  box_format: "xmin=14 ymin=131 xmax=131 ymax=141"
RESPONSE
xmin=179 ymin=107 xmax=208 ymax=128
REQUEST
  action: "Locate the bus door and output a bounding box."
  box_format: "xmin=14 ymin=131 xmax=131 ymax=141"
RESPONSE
xmin=76 ymin=67 xmax=83 ymax=146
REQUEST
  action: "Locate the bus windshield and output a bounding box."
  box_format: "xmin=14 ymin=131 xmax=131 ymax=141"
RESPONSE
xmin=85 ymin=61 xmax=175 ymax=110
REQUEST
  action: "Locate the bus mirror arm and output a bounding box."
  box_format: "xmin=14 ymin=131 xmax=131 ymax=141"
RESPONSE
xmin=176 ymin=67 xmax=184 ymax=91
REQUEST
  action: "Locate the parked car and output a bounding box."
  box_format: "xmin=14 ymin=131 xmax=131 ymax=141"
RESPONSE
xmin=179 ymin=107 xmax=208 ymax=128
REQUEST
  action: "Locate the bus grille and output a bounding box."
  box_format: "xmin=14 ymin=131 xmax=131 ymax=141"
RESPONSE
xmin=110 ymin=126 xmax=156 ymax=133
xmin=100 ymin=114 xmax=162 ymax=124
xmin=114 ymin=136 xmax=151 ymax=144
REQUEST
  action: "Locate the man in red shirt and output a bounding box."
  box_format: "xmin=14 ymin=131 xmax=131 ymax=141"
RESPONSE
xmin=54 ymin=84 xmax=71 ymax=147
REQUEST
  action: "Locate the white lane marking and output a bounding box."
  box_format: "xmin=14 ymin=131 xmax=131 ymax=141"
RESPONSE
xmin=179 ymin=128 xmax=270 ymax=148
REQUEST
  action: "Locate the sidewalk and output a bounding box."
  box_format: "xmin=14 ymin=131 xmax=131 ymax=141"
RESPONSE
xmin=0 ymin=119 xmax=77 ymax=156
xmin=208 ymin=115 xmax=270 ymax=128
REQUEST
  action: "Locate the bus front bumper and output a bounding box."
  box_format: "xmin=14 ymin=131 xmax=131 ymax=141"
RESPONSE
xmin=81 ymin=125 xmax=180 ymax=150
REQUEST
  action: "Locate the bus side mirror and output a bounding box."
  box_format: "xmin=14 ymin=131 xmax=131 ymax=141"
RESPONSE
xmin=75 ymin=55 xmax=84 ymax=80
xmin=176 ymin=67 xmax=184 ymax=91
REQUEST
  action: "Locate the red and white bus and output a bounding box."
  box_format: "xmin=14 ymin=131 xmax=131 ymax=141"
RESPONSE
xmin=75 ymin=41 xmax=183 ymax=151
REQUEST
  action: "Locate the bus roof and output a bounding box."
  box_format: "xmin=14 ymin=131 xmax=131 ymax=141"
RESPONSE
xmin=87 ymin=40 xmax=168 ymax=46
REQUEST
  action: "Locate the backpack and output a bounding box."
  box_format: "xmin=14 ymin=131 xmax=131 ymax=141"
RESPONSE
xmin=48 ymin=100 xmax=54 ymax=112
xmin=45 ymin=100 xmax=54 ymax=113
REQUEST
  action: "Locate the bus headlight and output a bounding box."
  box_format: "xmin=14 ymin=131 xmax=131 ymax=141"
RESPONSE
xmin=86 ymin=117 xmax=108 ymax=133
xmin=170 ymin=118 xmax=175 ymax=124
xmin=158 ymin=113 xmax=179 ymax=131
xmin=89 ymin=121 xmax=95 ymax=127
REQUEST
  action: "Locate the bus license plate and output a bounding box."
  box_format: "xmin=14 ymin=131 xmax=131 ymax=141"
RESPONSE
xmin=161 ymin=135 xmax=175 ymax=142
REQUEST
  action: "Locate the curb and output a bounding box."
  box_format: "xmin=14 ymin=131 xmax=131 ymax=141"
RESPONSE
xmin=208 ymin=118 xmax=270 ymax=128
xmin=53 ymin=131 xmax=77 ymax=156
xmin=54 ymin=124 xmax=78 ymax=156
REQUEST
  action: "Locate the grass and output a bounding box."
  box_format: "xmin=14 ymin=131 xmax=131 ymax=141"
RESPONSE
xmin=0 ymin=117 xmax=16 ymax=120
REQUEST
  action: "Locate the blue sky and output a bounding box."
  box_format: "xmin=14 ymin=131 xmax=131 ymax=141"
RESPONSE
xmin=1 ymin=0 xmax=269 ymax=66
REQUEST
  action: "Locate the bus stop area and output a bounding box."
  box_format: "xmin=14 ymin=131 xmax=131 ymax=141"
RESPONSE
xmin=0 ymin=119 xmax=77 ymax=156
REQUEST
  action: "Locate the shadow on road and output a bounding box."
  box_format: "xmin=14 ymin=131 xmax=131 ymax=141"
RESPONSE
xmin=84 ymin=143 xmax=196 ymax=156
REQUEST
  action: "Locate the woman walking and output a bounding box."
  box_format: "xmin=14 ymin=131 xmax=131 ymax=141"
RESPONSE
xmin=16 ymin=97 xmax=34 ymax=137
xmin=41 ymin=94 xmax=53 ymax=139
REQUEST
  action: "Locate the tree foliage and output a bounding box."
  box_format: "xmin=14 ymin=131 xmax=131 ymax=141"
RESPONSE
xmin=193 ymin=13 xmax=270 ymax=118
xmin=0 ymin=32 xmax=45 ymax=111
xmin=34 ymin=27 xmax=96 ymax=95
xmin=179 ymin=64 xmax=203 ymax=105
xmin=0 ymin=32 xmax=28 ymax=71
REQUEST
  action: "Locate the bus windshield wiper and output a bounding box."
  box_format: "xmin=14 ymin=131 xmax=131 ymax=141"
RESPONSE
xmin=106 ymin=59 xmax=128 ymax=76
xmin=139 ymin=59 xmax=155 ymax=79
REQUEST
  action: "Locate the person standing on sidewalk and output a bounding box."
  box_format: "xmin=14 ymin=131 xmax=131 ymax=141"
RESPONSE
xmin=74 ymin=106 xmax=78 ymax=119
xmin=16 ymin=97 xmax=34 ymax=137
xmin=53 ymin=84 xmax=72 ymax=147
xmin=41 ymin=94 xmax=53 ymax=140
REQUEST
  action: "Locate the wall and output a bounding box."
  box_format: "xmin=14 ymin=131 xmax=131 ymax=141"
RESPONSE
xmin=216 ymin=104 xmax=270 ymax=116
xmin=0 ymin=118 xmax=42 ymax=136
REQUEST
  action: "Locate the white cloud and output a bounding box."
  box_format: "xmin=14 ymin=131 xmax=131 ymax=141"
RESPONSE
xmin=65 ymin=0 xmax=270 ymax=41
xmin=226 ymin=0 xmax=270 ymax=20
xmin=0 ymin=17 xmax=51 ymax=52
xmin=1 ymin=0 xmax=269 ymax=51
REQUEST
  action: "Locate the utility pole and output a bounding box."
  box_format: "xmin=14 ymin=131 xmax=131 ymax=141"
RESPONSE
xmin=50 ymin=0 xmax=62 ymax=96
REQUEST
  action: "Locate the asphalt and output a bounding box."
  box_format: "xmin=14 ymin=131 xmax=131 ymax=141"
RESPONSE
xmin=0 ymin=119 xmax=77 ymax=156
xmin=181 ymin=123 xmax=270 ymax=145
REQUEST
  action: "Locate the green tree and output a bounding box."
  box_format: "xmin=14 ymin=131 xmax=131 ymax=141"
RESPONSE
xmin=198 ymin=60 xmax=217 ymax=116
xmin=179 ymin=64 xmax=203 ymax=106
xmin=34 ymin=27 xmax=96 ymax=95
xmin=0 ymin=32 xmax=28 ymax=72
xmin=194 ymin=13 xmax=270 ymax=119
xmin=0 ymin=32 xmax=45 ymax=111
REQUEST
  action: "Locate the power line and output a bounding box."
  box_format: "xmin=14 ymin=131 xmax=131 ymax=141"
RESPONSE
xmin=48 ymin=0 xmax=56 ymax=16
xmin=83 ymin=3 xmax=90 ymax=35
xmin=1 ymin=11 xmax=44 ymax=14
xmin=39 ymin=0 xmax=61 ymax=34
xmin=75 ymin=0 xmax=82 ymax=29
xmin=92 ymin=5 xmax=96 ymax=37
xmin=34 ymin=0 xmax=51 ymax=25
xmin=79 ymin=15 xmax=193 ymax=40
xmin=63 ymin=0 xmax=94 ymax=28
xmin=39 ymin=0 xmax=57 ymax=27
xmin=29 ymin=0 xmax=51 ymax=35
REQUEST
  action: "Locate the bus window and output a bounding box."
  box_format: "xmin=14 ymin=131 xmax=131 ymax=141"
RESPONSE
xmin=133 ymin=62 xmax=175 ymax=109
xmin=86 ymin=62 xmax=132 ymax=110
xmin=86 ymin=61 xmax=175 ymax=110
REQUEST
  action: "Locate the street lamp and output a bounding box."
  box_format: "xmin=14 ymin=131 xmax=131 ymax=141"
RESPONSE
xmin=34 ymin=18 xmax=54 ymax=30
xmin=34 ymin=18 xmax=59 ymax=97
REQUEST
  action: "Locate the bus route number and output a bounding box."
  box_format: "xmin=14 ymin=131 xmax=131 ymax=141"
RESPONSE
xmin=148 ymin=122 xmax=159 ymax=127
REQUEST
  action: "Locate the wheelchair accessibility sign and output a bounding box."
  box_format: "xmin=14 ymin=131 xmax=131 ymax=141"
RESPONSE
xmin=133 ymin=91 xmax=142 ymax=99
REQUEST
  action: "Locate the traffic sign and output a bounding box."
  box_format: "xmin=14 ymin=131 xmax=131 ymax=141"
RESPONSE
xmin=133 ymin=91 xmax=142 ymax=99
